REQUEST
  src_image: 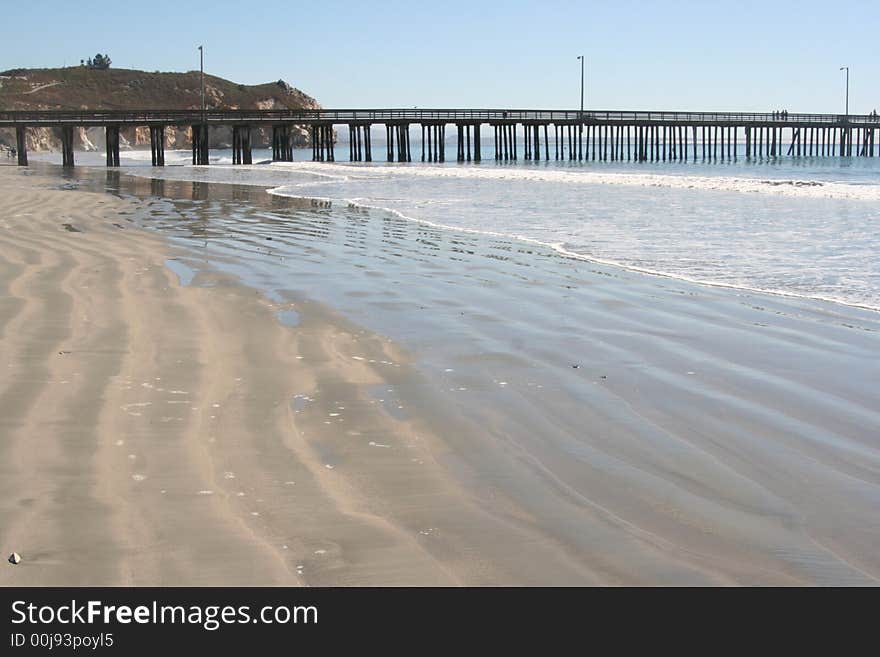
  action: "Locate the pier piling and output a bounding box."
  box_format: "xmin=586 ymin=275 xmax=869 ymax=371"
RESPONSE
xmin=191 ymin=124 xmax=209 ymax=165
xmin=15 ymin=126 xmax=28 ymax=166
xmin=232 ymin=125 xmax=252 ymax=165
xmin=149 ymin=126 xmax=165 ymax=166
xmin=105 ymin=125 xmax=120 ymax=167
xmin=61 ymin=125 xmax=75 ymax=167
xmin=272 ymin=125 xmax=293 ymax=162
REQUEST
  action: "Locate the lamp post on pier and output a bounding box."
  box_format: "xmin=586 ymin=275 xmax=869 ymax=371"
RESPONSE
xmin=839 ymin=66 xmax=849 ymax=119
xmin=198 ymin=45 xmax=205 ymax=122
xmin=839 ymin=65 xmax=850 ymax=156
xmin=577 ymin=55 xmax=584 ymax=119
xmin=577 ymin=55 xmax=585 ymax=159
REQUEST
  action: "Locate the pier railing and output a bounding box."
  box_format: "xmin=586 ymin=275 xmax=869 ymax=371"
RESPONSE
xmin=1 ymin=108 xmax=877 ymax=127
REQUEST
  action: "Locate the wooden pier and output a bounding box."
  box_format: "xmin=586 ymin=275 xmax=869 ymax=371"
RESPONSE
xmin=2 ymin=108 xmax=878 ymax=167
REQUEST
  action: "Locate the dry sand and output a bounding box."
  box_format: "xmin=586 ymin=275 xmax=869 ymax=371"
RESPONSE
xmin=0 ymin=166 xmax=878 ymax=586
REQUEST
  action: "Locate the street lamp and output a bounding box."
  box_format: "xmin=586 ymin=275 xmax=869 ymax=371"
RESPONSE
xmin=576 ymin=55 xmax=584 ymax=118
xmin=198 ymin=45 xmax=205 ymax=121
xmin=839 ymin=65 xmax=849 ymax=118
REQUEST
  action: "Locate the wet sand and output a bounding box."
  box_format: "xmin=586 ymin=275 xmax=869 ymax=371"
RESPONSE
xmin=1 ymin=166 xmax=879 ymax=586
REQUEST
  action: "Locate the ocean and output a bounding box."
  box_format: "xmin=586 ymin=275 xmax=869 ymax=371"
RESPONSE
xmin=30 ymin=137 xmax=880 ymax=312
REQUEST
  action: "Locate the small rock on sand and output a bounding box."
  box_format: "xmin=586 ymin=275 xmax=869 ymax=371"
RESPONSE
xmin=8 ymin=552 xmax=21 ymax=565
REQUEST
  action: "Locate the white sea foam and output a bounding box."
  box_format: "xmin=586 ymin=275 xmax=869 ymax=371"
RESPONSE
xmin=267 ymin=160 xmax=880 ymax=201
xmin=109 ymin=150 xmax=880 ymax=311
xmin=267 ymin=169 xmax=880 ymax=311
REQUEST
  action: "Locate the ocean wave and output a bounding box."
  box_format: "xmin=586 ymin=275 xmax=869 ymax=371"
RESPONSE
xmin=267 ymin=161 xmax=880 ymax=201
xmin=120 ymin=157 xmax=879 ymax=313
xmin=266 ymin=185 xmax=880 ymax=313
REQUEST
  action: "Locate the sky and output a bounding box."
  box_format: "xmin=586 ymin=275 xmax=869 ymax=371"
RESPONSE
xmin=2 ymin=0 xmax=877 ymax=113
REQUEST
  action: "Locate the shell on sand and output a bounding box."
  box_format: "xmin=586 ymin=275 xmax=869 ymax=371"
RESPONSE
xmin=8 ymin=552 xmax=21 ymax=565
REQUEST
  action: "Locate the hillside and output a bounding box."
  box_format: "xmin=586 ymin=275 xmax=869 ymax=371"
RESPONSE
xmin=0 ymin=66 xmax=322 ymax=152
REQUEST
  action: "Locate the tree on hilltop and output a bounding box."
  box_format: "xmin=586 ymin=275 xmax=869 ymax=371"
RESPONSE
xmin=86 ymin=54 xmax=112 ymax=70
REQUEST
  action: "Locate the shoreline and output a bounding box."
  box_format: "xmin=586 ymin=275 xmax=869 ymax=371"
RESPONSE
xmin=262 ymin=184 xmax=880 ymax=315
xmin=27 ymin=151 xmax=878 ymax=313
xmin=1 ymin=165 xmax=879 ymax=585
xmin=93 ymin=159 xmax=880 ymax=329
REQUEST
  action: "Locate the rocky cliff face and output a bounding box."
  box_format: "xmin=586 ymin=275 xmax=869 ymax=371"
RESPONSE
xmin=0 ymin=68 xmax=323 ymax=152
xmin=18 ymin=121 xmax=315 ymax=154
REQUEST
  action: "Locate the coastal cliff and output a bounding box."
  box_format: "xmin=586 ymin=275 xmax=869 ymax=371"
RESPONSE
xmin=0 ymin=67 xmax=322 ymax=152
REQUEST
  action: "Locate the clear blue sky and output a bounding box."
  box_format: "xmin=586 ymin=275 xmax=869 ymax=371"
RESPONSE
xmin=3 ymin=0 xmax=876 ymax=113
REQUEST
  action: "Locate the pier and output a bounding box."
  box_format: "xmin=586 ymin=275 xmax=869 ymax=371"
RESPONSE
xmin=2 ymin=108 xmax=878 ymax=167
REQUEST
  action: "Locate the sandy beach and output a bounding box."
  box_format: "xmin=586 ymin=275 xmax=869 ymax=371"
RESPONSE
xmin=0 ymin=168 xmax=618 ymax=586
xmin=1 ymin=165 xmax=878 ymax=586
